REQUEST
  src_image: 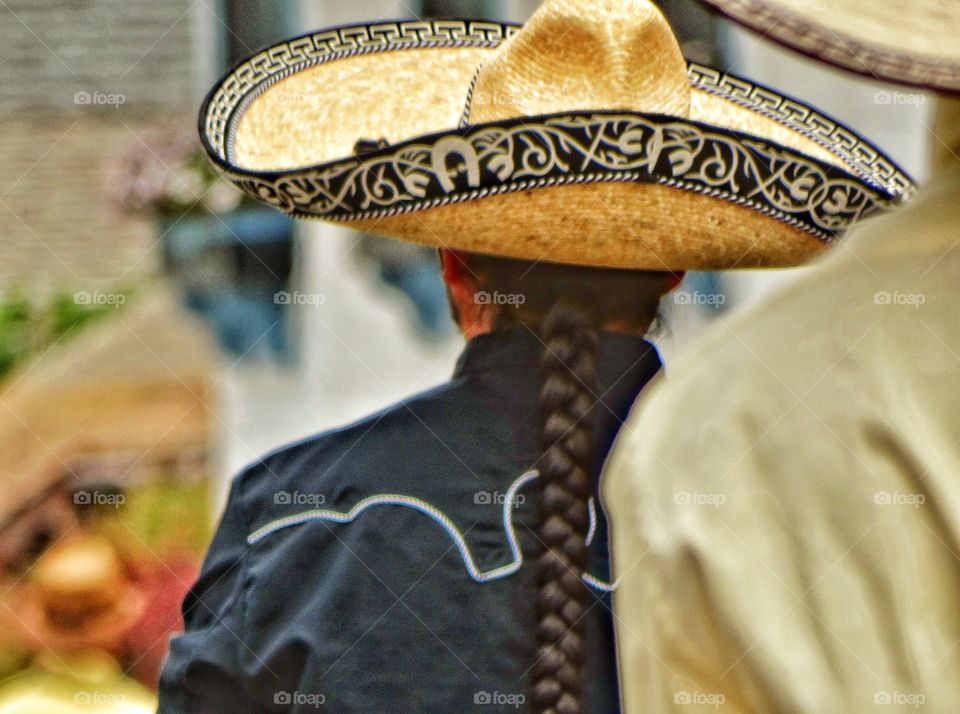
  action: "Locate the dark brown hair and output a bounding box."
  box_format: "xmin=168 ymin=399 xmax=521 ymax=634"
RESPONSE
xmin=457 ymin=253 xmax=671 ymax=713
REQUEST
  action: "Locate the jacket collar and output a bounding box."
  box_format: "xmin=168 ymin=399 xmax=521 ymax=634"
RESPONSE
xmin=453 ymin=327 xmax=662 ymax=400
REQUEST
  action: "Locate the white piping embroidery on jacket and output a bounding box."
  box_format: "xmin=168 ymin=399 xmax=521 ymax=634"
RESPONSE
xmin=245 ymin=470 xmax=616 ymax=591
xmin=585 ymin=498 xmax=597 ymax=547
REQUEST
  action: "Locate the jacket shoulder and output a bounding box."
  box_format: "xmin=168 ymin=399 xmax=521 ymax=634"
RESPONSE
xmin=232 ymin=379 xmax=473 ymax=520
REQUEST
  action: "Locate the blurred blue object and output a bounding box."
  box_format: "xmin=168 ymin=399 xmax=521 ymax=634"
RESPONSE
xmin=684 ymin=271 xmax=729 ymax=316
xmin=356 ymin=234 xmax=453 ymax=339
xmin=158 ymin=207 xmax=295 ymax=361
xmin=377 ymin=260 xmax=453 ymax=337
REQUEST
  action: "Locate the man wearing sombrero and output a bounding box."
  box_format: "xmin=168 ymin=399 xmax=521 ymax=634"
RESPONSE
xmin=603 ymin=1 xmax=960 ymax=712
xmin=159 ymin=0 xmax=908 ymax=711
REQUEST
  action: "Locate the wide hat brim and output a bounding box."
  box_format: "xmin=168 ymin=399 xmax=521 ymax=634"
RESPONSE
xmin=200 ymin=19 xmax=913 ymax=270
xmin=697 ymin=0 xmax=960 ymax=95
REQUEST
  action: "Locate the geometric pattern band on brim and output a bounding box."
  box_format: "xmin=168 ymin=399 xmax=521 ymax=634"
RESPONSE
xmin=224 ymin=111 xmax=896 ymax=242
xmin=200 ymin=19 xmax=915 ymax=245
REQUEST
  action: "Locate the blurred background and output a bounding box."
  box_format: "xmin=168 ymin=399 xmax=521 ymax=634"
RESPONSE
xmin=0 ymin=0 xmax=933 ymax=710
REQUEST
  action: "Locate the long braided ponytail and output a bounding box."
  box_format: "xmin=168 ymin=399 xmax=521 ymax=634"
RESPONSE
xmin=532 ymin=295 xmax=599 ymax=714
xmin=451 ymin=252 xmax=673 ymax=713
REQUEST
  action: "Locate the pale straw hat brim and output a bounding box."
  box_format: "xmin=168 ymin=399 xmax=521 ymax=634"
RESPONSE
xmin=201 ymin=20 xmax=913 ymax=269
xmin=352 ymin=180 xmax=819 ymax=270
xmin=698 ymin=0 xmax=960 ymax=94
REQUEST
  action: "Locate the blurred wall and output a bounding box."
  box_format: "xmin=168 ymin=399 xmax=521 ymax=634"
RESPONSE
xmin=0 ymin=0 xmax=202 ymax=295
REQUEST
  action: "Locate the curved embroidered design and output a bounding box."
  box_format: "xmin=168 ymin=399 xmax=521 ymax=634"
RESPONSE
xmin=585 ymin=498 xmax=597 ymax=547
xmin=246 ymin=470 xmax=616 ymax=591
xmin=224 ymin=112 xmax=897 ymax=241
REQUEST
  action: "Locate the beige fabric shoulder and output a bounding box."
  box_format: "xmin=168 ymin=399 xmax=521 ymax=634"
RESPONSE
xmin=603 ymin=101 xmax=960 ymax=713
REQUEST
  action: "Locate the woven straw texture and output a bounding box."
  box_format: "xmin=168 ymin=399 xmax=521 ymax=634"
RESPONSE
xmin=466 ymin=0 xmax=691 ymax=122
xmin=236 ymin=48 xmax=488 ymax=171
xmin=353 ymin=181 xmax=822 ymax=270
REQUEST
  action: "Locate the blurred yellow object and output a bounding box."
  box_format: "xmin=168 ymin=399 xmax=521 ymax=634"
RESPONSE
xmin=0 ymin=650 xmax=155 ymax=713
xmin=14 ymin=534 xmax=146 ymax=656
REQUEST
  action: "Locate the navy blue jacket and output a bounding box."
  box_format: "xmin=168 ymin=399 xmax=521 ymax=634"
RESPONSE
xmin=158 ymin=330 xmax=662 ymax=713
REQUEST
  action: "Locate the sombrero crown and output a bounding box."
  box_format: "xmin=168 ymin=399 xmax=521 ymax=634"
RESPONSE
xmin=201 ymin=0 xmax=913 ymax=269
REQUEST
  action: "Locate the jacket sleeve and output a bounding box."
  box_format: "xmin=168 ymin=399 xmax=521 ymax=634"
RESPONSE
xmin=157 ymin=474 xmax=258 ymax=713
xmin=602 ymin=339 xmax=957 ymax=712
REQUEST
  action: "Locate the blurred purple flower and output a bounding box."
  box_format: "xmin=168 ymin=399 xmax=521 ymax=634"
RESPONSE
xmin=105 ymin=125 xmax=244 ymax=217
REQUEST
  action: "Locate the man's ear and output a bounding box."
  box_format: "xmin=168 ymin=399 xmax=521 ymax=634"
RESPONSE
xmin=440 ymin=248 xmax=470 ymax=285
xmin=440 ymin=249 xmax=480 ymax=306
xmin=440 ymin=249 xmax=491 ymax=338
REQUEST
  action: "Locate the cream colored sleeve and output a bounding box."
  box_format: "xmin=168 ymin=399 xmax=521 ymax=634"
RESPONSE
xmin=603 ymin=363 xmax=959 ymax=713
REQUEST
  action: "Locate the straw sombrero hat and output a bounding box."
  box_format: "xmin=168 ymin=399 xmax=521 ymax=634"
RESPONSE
xmin=697 ymin=0 xmax=960 ymax=94
xmin=199 ymin=0 xmax=913 ymax=270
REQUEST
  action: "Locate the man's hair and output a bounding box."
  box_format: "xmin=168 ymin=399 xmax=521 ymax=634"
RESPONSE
xmin=457 ymin=252 xmax=671 ymax=713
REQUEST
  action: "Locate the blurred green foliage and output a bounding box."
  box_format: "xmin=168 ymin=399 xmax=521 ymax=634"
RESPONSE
xmin=0 ymin=287 xmax=133 ymax=380
xmin=0 ymin=292 xmax=33 ymax=377
xmin=117 ymin=478 xmax=212 ymax=556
